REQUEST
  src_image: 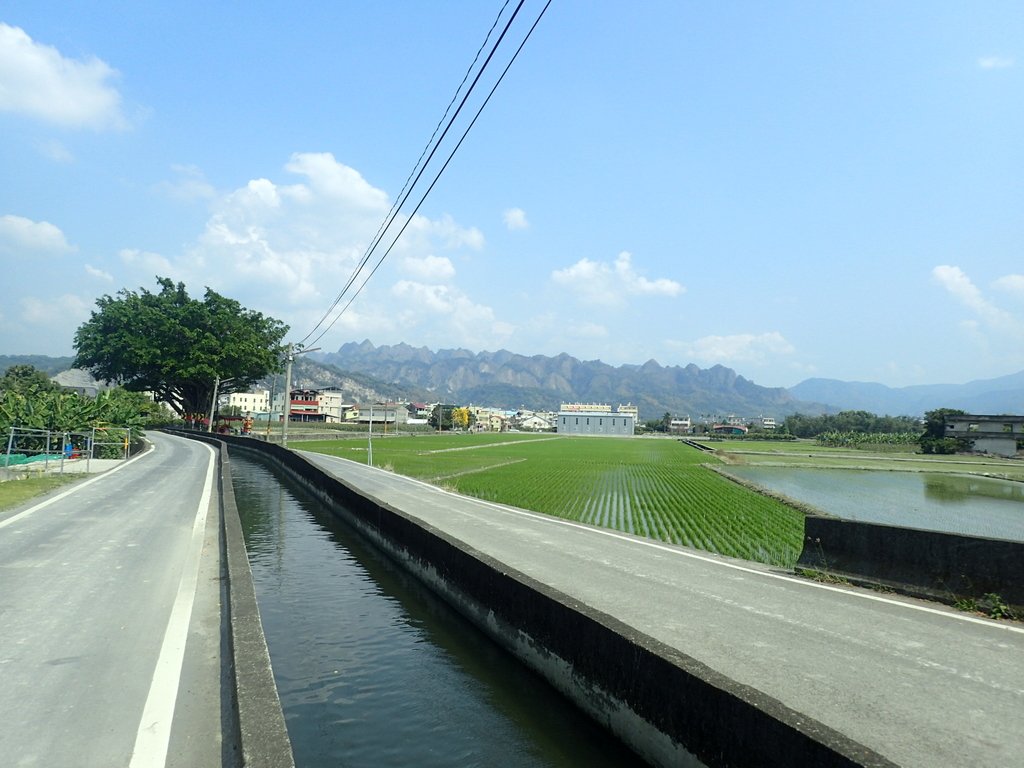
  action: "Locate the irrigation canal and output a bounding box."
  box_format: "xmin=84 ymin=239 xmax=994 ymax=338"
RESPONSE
xmin=229 ymin=451 xmax=644 ymax=767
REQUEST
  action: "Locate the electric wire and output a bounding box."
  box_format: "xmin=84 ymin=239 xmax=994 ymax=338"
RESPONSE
xmin=299 ymin=0 xmax=524 ymax=347
xmin=298 ymin=0 xmax=520 ymax=347
xmin=304 ymin=0 xmax=552 ymax=351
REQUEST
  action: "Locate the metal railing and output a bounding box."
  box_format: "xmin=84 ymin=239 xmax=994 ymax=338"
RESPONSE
xmin=2 ymin=425 xmax=136 ymax=478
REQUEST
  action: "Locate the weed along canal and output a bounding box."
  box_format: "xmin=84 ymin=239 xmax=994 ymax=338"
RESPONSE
xmin=229 ymin=451 xmax=641 ymax=768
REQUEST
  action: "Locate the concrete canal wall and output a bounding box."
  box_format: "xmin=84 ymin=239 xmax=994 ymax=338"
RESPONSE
xmin=175 ymin=433 xmax=295 ymax=768
xmin=798 ymin=516 xmax=1024 ymax=610
xmin=196 ymin=433 xmax=887 ymax=768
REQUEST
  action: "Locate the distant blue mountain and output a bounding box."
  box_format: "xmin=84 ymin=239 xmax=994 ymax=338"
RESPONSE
xmin=787 ymin=370 xmax=1024 ymax=416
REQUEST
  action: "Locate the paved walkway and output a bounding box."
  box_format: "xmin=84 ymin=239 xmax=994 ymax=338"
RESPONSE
xmin=299 ymin=450 xmax=1024 ymax=768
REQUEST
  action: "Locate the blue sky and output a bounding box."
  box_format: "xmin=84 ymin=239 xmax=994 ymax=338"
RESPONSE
xmin=1 ymin=1 xmax=1021 ymax=389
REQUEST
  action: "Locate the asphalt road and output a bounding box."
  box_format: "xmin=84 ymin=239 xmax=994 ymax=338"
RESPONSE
xmin=300 ymin=450 xmax=1024 ymax=768
xmin=0 ymin=432 xmax=224 ymax=768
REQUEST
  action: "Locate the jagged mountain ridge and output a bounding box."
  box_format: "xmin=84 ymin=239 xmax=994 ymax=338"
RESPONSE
xmin=316 ymin=341 xmax=820 ymax=418
xmin=269 ymin=356 xmax=426 ymax=404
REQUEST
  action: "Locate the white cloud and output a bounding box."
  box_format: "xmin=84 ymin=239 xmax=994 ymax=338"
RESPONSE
xmin=503 ymin=207 xmax=529 ymax=231
xmin=0 ymin=214 xmax=75 ymax=255
xmin=403 ymin=213 xmax=485 ymax=252
xmin=156 ymin=164 xmax=216 ymax=202
xmin=392 ymin=281 xmax=456 ymax=314
xmin=20 ymin=293 xmax=91 ymax=327
xmin=978 ymin=56 xmax=1014 ymax=70
xmin=111 ymin=152 xmax=500 ymax=351
xmin=401 ymin=255 xmax=455 ymax=282
xmin=186 ymin=154 xmax=393 ymax=307
xmin=993 ymin=274 xmax=1024 ymax=298
xmin=85 ymin=264 xmax=113 ymax=281
xmin=391 ymin=280 xmax=513 ymax=348
xmin=0 ymin=23 xmax=128 ymax=130
xmin=551 ymin=251 xmax=683 ymax=306
xmin=932 ymin=265 xmax=1019 ymax=332
xmin=673 ymin=332 xmax=795 ymax=365
xmin=284 ymin=152 xmax=389 ymax=211
xmin=119 ymin=248 xmax=175 ymax=276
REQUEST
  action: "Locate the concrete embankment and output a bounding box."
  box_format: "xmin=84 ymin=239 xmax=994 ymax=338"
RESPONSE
xmin=188 ymin=432 xmax=892 ymax=768
xmin=176 ymin=432 xmax=295 ymax=768
xmin=797 ymin=516 xmax=1024 ymax=611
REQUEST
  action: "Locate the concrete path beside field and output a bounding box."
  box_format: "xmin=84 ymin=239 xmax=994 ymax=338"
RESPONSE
xmin=299 ymin=450 xmax=1024 ymax=768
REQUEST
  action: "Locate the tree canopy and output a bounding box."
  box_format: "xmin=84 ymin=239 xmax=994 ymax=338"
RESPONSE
xmin=0 ymin=365 xmax=63 ymax=397
xmin=73 ymin=277 xmax=288 ymax=418
xmin=919 ymin=407 xmax=967 ymax=454
xmin=781 ymin=410 xmax=921 ymax=438
xmin=451 ymin=406 xmax=471 ymax=430
xmin=429 ymin=404 xmax=456 ymax=431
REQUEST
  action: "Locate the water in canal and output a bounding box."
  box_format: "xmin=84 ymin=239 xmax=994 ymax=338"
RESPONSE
xmin=230 ymin=452 xmax=641 ymax=768
xmin=726 ymin=466 xmax=1024 ymax=541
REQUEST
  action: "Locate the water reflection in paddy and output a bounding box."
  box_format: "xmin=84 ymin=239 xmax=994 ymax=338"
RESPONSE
xmin=726 ymin=466 xmax=1024 ymax=541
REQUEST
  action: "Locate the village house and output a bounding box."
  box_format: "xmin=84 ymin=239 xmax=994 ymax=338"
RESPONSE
xmin=945 ymin=414 xmax=1024 ymax=458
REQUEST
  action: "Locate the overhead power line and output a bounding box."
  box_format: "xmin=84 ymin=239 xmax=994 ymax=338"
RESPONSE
xmin=298 ymin=0 xmax=518 ymax=347
xmin=298 ymin=0 xmax=551 ymax=350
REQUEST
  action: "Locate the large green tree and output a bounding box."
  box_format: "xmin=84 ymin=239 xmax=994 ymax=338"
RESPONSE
xmin=73 ymin=277 xmax=288 ymax=418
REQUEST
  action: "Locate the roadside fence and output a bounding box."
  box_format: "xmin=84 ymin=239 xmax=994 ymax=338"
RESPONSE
xmin=1 ymin=425 xmax=137 ymax=479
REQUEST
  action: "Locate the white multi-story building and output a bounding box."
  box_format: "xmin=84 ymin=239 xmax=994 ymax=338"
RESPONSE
xmin=469 ymin=406 xmax=508 ymax=432
xmin=669 ymin=416 xmax=692 ymax=433
xmin=226 ymin=389 xmax=270 ymax=415
xmin=317 ymin=388 xmax=346 ymax=422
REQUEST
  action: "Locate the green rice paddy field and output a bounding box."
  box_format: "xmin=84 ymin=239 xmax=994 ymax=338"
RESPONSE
xmin=301 ymin=434 xmax=805 ymax=567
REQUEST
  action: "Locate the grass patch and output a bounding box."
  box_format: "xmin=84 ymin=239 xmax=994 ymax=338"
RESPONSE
xmin=795 ymin=567 xmax=851 ymax=585
xmin=0 ymin=474 xmax=80 ymax=512
xmin=303 ymin=434 xmax=804 ymax=567
xmin=953 ymin=593 xmax=1018 ymax=621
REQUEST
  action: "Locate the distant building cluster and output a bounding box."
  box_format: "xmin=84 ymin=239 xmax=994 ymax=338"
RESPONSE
xmin=223 ymin=388 xmax=783 ymax=439
xmin=223 ymin=388 xmax=563 ymax=433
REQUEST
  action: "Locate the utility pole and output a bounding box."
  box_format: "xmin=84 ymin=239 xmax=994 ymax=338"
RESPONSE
xmin=367 ymin=402 xmax=373 ymax=466
xmin=207 ymin=376 xmax=220 ymax=433
xmin=282 ymin=345 xmax=294 ymax=448
xmin=281 ymin=344 xmax=320 ymax=449
xmin=265 ymin=375 xmax=276 ymax=438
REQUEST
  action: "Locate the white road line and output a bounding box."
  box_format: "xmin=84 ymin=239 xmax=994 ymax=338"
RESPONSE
xmin=303 ymin=452 xmax=1024 ymax=636
xmin=0 ymin=442 xmax=154 ymax=530
xmin=129 ymin=441 xmax=216 ymax=768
